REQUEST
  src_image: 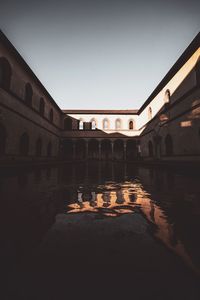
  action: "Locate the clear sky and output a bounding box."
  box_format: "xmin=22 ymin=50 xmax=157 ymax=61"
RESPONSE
xmin=0 ymin=0 xmax=200 ymax=109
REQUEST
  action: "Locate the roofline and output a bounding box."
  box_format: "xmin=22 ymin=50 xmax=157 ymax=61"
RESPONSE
xmin=62 ymin=109 xmax=138 ymax=115
xmin=138 ymin=31 xmax=200 ymax=114
xmin=0 ymin=29 xmax=62 ymax=113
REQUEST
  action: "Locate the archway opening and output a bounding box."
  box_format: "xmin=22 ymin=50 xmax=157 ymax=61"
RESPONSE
xmin=88 ymin=139 xmax=99 ymax=159
xmin=148 ymin=141 xmax=153 ymax=157
xmin=19 ymin=133 xmax=29 ymax=156
xmin=126 ymin=140 xmax=137 ymax=161
xmin=114 ymin=139 xmax=124 ymax=160
xmin=0 ymin=57 xmax=12 ymax=90
xmin=75 ymin=140 xmax=86 ymax=160
xmin=101 ymin=139 xmax=112 ymax=160
xmin=165 ymin=134 xmax=173 ymax=156
xmin=63 ymin=139 xmax=73 ymax=159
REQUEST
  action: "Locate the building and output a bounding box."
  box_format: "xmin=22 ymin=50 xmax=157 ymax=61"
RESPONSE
xmin=0 ymin=30 xmax=199 ymax=164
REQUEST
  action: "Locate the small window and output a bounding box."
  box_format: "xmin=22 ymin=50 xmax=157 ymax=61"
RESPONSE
xmin=0 ymin=57 xmax=12 ymax=90
xmin=47 ymin=142 xmax=52 ymax=157
xmin=103 ymin=119 xmax=109 ymax=130
xmin=164 ymin=89 xmax=170 ymax=103
xmin=25 ymin=83 xmax=33 ymax=107
xmin=39 ymin=98 xmax=45 ymax=116
xmin=91 ymin=119 xmax=96 ymax=130
xmin=36 ymin=138 xmax=42 ymax=156
xmin=129 ymin=120 xmax=135 ymax=130
xmin=148 ymin=107 xmax=152 ymax=120
xmin=115 ymin=119 xmax=121 ymax=130
xmin=49 ymin=109 xmax=53 ymax=123
xmin=79 ymin=119 xmax=84 ymax=130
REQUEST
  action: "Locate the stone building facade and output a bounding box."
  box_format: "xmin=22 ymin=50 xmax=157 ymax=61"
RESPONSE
xmin=0 ymin=30 xmax=199 ymax=163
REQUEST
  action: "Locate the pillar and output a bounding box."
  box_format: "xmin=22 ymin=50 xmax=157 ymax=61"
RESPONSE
xmin=123 ymin=141 xmax=127 ymax=161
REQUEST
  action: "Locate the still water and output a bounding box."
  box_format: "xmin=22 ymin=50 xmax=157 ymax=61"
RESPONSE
xmin=1 ymin=162 xmax=200 ymax=299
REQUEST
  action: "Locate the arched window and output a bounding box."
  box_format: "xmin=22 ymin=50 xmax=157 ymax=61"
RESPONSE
xmin=39 ymin=98 xmax=45 ymax=116
xmin=19 ymin=133 xmax=29 ymax=156
xmin=64 ymin=117 xmax=72 ymax=130
xmin=36 ymin=138 xmax=42 ymax=156
xmin=90 ymin=119 xmax=96 ymax=130
xmin=129 ymin=120 xmax=135 ymax=130
xmin=49 ymin=109 xmax=53 ymax=123
xmin=47 ymin=141 xmax=52 ymax=157
xmin=115 ymin=119 xmax=121 ymax=130
xmin=24 ymin=83 xmax=33 ymax=107
xmin=164 ymin=89 xmax=171 ymax=104
xmin=148 ymin=107 xmax=152 ymax=120
xmin=0 ymin=57 xmax=12 ymax=90
xmin=103 ymin=118 xmax=109 ymax=130
xmin=148 ymin=141 xmax=153 ymax=157
xmin=165 ymin=134 xmax=173 ymax=156
xmin=0 ymin=124 xmax=7 ymax=155
xmin=79 ymin=119 xmax=84 ymax=130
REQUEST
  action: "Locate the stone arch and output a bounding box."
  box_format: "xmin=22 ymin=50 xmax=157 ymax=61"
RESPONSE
xmin=19 ymin=132 xmax=29 ymax=156
xmin=64 ymin=117 xmax=72 ymax=130
xmin=24 ymin=83 xmax=33 ymax=107
xmin=36 ymin=138 xmax=42 ymax=156
xmin=148 ymin=107 xmax=152 ymax=120
xmin=0 ymin=57 xmax=12 ymax=90
xmin=115 ymin=118 xmax=122 ymax=130
xmin=148 ymin=140 xmax=153 ymax=157
xmin=165 ymin=134 xmax=173 ymax=156
xmin=79 ymin=118 xmax=84 ymax=130
xmin=49 ymin=109 xmax=53 ymax=123
xmin=0 ymin=123 xmax=7 ymax=155
xmin=75 ymin=139 xmax=86 ymax=160
xmin=113 ymin=139 xmax=124 ymax=160
xmin=63 ymin=139 xmax=73 ymax=159
xmin=103 ymin=118 xmax=109 ymax=130
xmin=101 ymin=139 xmax=112 ymax=160
xmin=129 ymin=119 xmax=135 ymax=130
xmin=39 ymin=97 xmax=45 ymax=116
xmin=126 ymin=139 xmax=137 ymax=161
xmin=47 ymin=141 xmax=52 ymax=157
xmin=90 ymin=118 xmax=97 ymax=130
xmin=88 ymin=139 xmax=99 ymax=159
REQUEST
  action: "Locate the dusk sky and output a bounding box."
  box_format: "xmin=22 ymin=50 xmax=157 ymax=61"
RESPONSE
xmin=0 ymin=0 xmax=200 ymax=109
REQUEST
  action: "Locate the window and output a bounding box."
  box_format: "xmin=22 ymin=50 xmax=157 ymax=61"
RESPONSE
xmin=103 ymin=119 xmax=109 ymax=130
xmin=25 ymin=83 xmax=33 ymax=107
xmin=115 ymin=119 xmax=121 ymax=130
xmin=79 ymin=119 xmax=84 ymax=130
xmin=36 ymin=138 xmax=42 ymax=156
xmin=148 ymin=107 xmax=152 ymax=120
xmin=0 ymin=57 xmax=12 ymax=90
xmin=19 ymin=133 xmax=29 ymax=156
xmin=90 ymin=119 xmax=96 ymax=130
xmin=64 ymin=117 xmax=72 ymax=130
xmin=164 ymin=89 xmax=170 ymax=104
xmin=47 ymin=142 xmax=52 ymax=157
xmin=49 ymin=109 xmax=53 ymax=123
xmin=129 ymin=120 xmax=135 ymax=130
xmin=39 ymin=98 xmax=45 ymax=116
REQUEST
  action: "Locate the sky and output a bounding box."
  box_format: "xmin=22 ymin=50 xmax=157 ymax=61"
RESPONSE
xmin=0 ymin=0 xmax=200 ymax=109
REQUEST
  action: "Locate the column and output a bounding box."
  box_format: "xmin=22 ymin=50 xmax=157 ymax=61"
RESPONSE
xmin=123 ymin=141 xmax=127 ymax=161
xmin=111 ymin=140 xmax=114 ymax=160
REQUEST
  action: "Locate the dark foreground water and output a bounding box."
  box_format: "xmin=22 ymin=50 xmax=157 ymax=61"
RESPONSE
xmin=1 ymin=162 xmax=200 ymax=299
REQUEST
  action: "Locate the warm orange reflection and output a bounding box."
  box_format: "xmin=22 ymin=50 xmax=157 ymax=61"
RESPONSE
xmin=65 ymin=180 xmax=200 ymax=275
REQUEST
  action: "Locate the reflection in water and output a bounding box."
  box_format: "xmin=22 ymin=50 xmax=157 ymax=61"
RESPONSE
xmin=0 ymin=162 xmax=200 ymax=299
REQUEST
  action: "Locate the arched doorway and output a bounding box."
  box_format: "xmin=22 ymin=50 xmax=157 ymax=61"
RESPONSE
xmin=148 ymin=141 xmax=153 ymax=157
xmin=114 ymin=139 xmax=124 ymax=160
xmin=75 ymin=140 xmax=86 ymax=160
xmin=126 ymin=140 xmax=137 ymax=161
xmin=63 ymin=139 xmax=73 ymax=159
xmin=101 ymin=139 xmax=112 ymax=160
xmin=0 ymin=124 xmax=7 ymax=156
xmin=88 ymin=139 xmax=99 ymax=159
xmin=165 ymin=134 xmax=173 ymax=156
